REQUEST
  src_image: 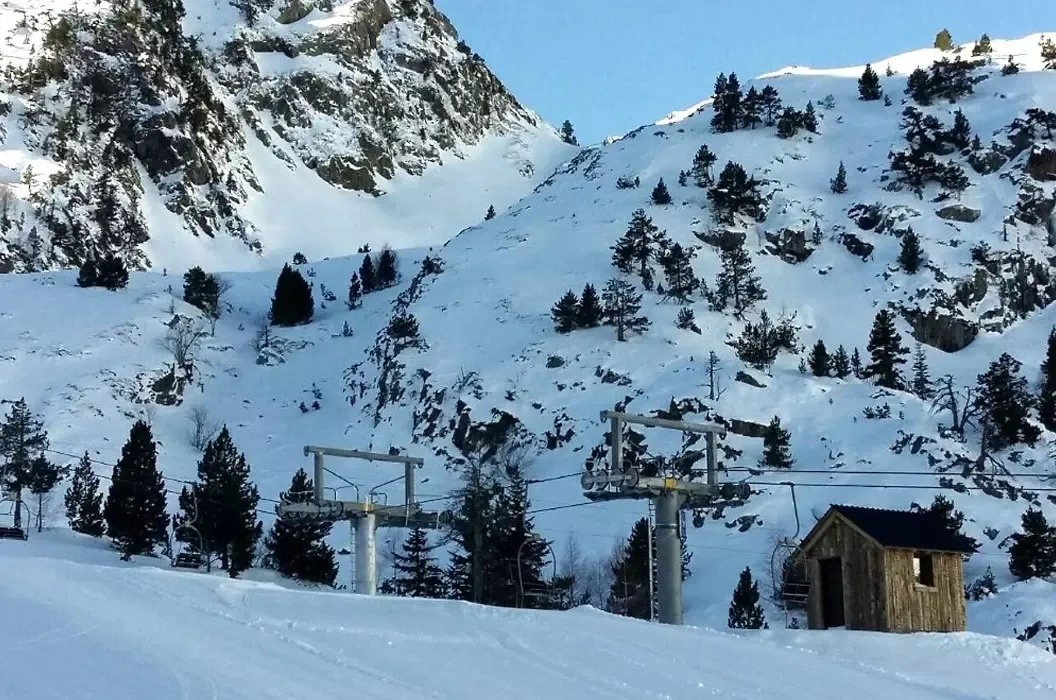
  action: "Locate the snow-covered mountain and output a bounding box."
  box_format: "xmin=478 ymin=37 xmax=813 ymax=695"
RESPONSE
xmin=0 ymin=0 xmax=573 ymax=273
xmin=4 ymin=24 xmax=1056 ymax=656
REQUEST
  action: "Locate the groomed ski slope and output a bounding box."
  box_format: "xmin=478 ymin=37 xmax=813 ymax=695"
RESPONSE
xmin=2 ymin=533 xmax=1055 ymax=700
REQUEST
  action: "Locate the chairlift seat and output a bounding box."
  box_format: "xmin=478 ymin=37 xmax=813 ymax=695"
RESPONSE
xmin=0 ymin=526 xmax=27 ymax=540
xmin=173 ymin=552 xmax=203 ymax=569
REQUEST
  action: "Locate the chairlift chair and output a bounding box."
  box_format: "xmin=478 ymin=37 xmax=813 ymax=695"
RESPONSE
xmin=170 ymin=489 xmax=206 ymax=571
xmin=0 ymin=494 xmax=28 ymax=541
xmin=769 ymin=483 xmax=809 ymax=610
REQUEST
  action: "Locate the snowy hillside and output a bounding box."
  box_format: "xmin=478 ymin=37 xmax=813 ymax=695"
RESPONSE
xmin=4 ymin=533 xmax=1056 ymax=699
xmin=4 ymin=28 xmax=1056 ymax=658
xmin=0 ymin=0 xmax=574 ymax=273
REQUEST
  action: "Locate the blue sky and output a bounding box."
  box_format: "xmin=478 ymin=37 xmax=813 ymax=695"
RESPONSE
xmin=434 ymin=0 xmax=1050 ymax=145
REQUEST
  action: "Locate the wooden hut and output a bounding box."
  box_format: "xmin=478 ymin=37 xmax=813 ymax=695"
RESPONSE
xmin=797 ymin=504 xmax=976 ymax=633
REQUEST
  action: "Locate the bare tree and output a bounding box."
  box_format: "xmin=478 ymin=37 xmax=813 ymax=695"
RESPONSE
xmin=160 ymin=316 xmax=208 ymax=369
xmin=706 ymin=350 xmax=726 ymax=400
xmin=187 ymin=405 xmax=220 ymax=451
xmin=206 ymin=276 xmax=233 ymax=335
xmin=254 ymin=316 xmax=274 ymax=353
xmin=930 ymin=374 xmax=980 ymax=436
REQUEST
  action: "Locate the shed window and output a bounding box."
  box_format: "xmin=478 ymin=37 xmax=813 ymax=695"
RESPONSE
xmin=913 ymin=552 xmax=935 ymax=587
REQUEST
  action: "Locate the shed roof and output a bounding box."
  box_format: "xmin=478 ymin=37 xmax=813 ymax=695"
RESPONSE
xmin=802 ymin=504 xmax=978 ymax=554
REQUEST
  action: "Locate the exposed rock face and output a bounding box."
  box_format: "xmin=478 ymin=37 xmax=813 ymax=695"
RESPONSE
xmin=764 ymin=228 xmax=814 ymax=263
xmin=1026 ymin=146 xmax=1056 ymax=181
xmin=696 ymin=228 xmax=746 ymax=251
xmin=936 ymin=205 xmax=982 ymax=223
xmin=903 ymin=307 xmax=979 ymax=353
xmin=838 ymin=232 xmax=874 ymax=260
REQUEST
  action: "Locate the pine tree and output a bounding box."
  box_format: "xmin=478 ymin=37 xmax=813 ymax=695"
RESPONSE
xmin=803 ymin=101 xmax=818 ymax=133
xmin=493 ymin=465 xmax=555 ymax=609
xmin=602 ymin=278 xmax=650 ymax=342
xmin=65 ymin=452 xmax=105 ymax=536
xmin=851 ymin=347 xmax=863 ymax=377
xmin=387 ymin=312 xmax=420 ymax=341
xmin=974 ymin=353 xmax=1040 ymax=450
xmin=660 ymin=243 xmax=699 ymax=302
xmin=1001 ymin=55 xmax=1020 ymax=76
xmin=1042 ymin=38 xmax=1056 ymax=70
xmin=551 ymin=290 xmax=580 ymax=333
xmin=607 ymin=518 xmax=652 ymax=619
xmin=103 ymin=420 xmax=168 ymax=560
xmin=760 ymin=416 xmax=794 ymax=469
xmin=1039 ymin=328 xmax=1056 ymax=431
xmin=864 ymin=309 xmax=909 ymax=390
xmin=858 ymin=63 xmax=883 ymax=101
xmin=270 ymin=264 xmax=314 ymax=326
xmin=690 ymin=145 xmax=717 ymax=186
xmin=808 ymin=340 xmax=830 ymax=377
xmin=445 ymin=461 xmax=504 ymax=604
xmin=740 ymin=86 xmax=763 ymax=129
xmin=898 ymin=228 xmax=924 ymax=273
xmin=264 ymin=469 xmax=339 ymax=586
xmin=375 ymin=246 xmax=399 ymax=289
xmin=182 ymin=266 xmax=221 ymax=318
xmin=906 ymin=67 xmax=933 ymax=105
xmin=384 ymin=527 xmax=446 ymax=598
xmin=180 ymin=427 xmax=261 ymax=577
xmin=611 ymin=209 xmax=668 ymax=281
xmin=832 ymin=345 xmax=852 ymax=379
xmin=920 ymin=494 xmax=978 ymax=550
xmin=728 ymin=567 xmax=767 ymax=629
xmin=710 ymin=72 xmax=743 ymax=133
xmin=651 ymin=178 xmax=672 ymax=205
xmin=676 ymin=307 xmax=700 ymax=333
xmin=359 ymin=254 xmax=377 ymax=293
xmin=346 ymin=272 xmax=363 ymax=309
xmin=760 ymin=85 xmax=782 ymax=126
xmin=707 ymin=161 xmax=763 ymax=224
xmin=934 ymin=28 xmax=954 ymax=52
xmin=948 ymin=110 xmax=972 ymax=150
xmin=27 ymin=454 xmax=63 ymax=533
xmin=1008 ymin=508 xmax=1056 ymax=580
xmin=560 ymin=120 xmax=578 ymax=146
xmin=971 ymin=33 xmax=992 ymax=57
xmin=830 ymin=162 xmax=848 ymax=194
xmin=0 ymin=398 xmax=48 ymax=529
xmin=711 ymin=239 xmax=766 ymax=315
xmin=577 ymin=283 xmax=603 ymax=328
xmin=484 ymin=205 xmax=496 ymax=220
xmin=911 ymin=344 xmax=933 ymax=399
xmin=97 ymin=253 xmax=129 ymax=290
xmin=77 ymin=258 xmax=99 ymax=287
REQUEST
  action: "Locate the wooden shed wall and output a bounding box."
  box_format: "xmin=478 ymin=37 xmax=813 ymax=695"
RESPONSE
xmin=882 ymin=549 xmax=966 ymax=632
xmin=805 ymin=517 xmax=887 ymax=631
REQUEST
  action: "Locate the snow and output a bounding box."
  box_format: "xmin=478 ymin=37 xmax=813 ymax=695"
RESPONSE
xmin=2 ymin=532 xmax=1056 ymax=699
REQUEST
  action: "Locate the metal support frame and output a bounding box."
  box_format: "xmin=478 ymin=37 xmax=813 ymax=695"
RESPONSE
xmin=279 ymin=446 xmax=443 ymax=595
xmin=581 ymin=411 xmax=748 ymax=626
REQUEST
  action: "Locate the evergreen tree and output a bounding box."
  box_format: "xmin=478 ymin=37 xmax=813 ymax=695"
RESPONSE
xmin=973 ymin=353 xmax=1040 ymax=450
xmin=733 ymin=311 xmax=798 ymax=371
xmin=387 ymin=312 xmax=420 ymax=341
xmin=577 ymin=283 xmax=604 ymax=328
xmin=660 ymin=243 xmax=699 ymax=302
xmin=971 ymin=33 xmax=992 ymax=57
xmin=484 ymin=205 xmax=496 ymax=220
xmin=1001 ymin=56 xmax=1020 ymax=76
xmin=375 ymin=246 xmax=399 ymax=289
xmin=182 ymin=266 xmax=221 ymax=319
xmin=493 ymin=465 xmax=555 ymax=609
xmin=711 ymin=239 xmax=766 ymax=315
xmin=911 ymin=344 xmax=933 ymax=399
xmin=906 ymin=67 xmax=933 ymax=105
xmin=611 ymin=209 xmax=668 ymax=281
xmin=607 ymin=517 xmax=652 ymax=619
xmin=707 ymin=161 xmax=763 ymax=224
xmin=77 ymin=258 xmax=99 ymax=287
xmin=832 ymin=345 xmax=852 ymax=379
xmin=776 ymin=107 xmax=802 ymax=139
xmin=27 ymin=454 xmax=63 ymax=533
xmin=1008 ymin=507 xmax=1056 ymax=581
xmin=64 ymin=452 xmax=105 ymax=536
xmin=858 ymin=63 xmax=883 ymax=101
xmin=346 ymin=272 xmax=363 ymax=309
xmin=0 ymin=398 xmax=48 ymax=529
xmin=851 ymin=347 xmax=863 ymax=377
xmin=1038 ymin=328 xmax=1056 ymax=431
xmin=359 ymin=254 xmax=377 ymax=293
xmin=808 ymin=339 xmax=830 ymax=377
xmin=898 ymin=228 xmax=924 ymax=273
xmin=760 ymin=416 xmax=794 ymax=469
xmin=1042 ymin=38 xmax=1056 ymax=70
xmin=919 ymin=494 xmax=979 ymax=551
xmin=269 ymin=263 xmax=314 ymax=326
xmin=740 ymin=86 xmax=763 ymax=129
xmin=560 ymin=120 xmax=578 ymax=146
xmin=934 ymin=28 xmax=954 ymax=52
xmin=602 ymin=278 xmax=650 ymax=342
xmin=760 ymin=85 xmax=782 ymax=126
xmin=264 ymin=469 xmax=339 ymax=586
xmin=551 ymin=290 xmax=580 ymax=334
xmin=97 ymin=253 xmax=129 ymax=290
xmin=690 ymin=144 xmax=717 ymax=186
xmin=728 ymin=566 xmax=767 ymax=629
xmin=948 ymin=110 xmax=972 ymax=150
xmin=802 ymin=101 xmax=818 ymax=133
xmin=651 ymin=178 xmax=672 ymax=205
xmin=384 ymin=527 xmax=446 ymax=598
xmin=864 ymin=309 xmax=909 ymax=390
xmin=179 ymin=427 xmax=262 ymax=577
xmin=830 ymin=161 xmax=848 ymax=194
xmin=710 ymin=72 xmax=743 ymax=133
xmin=676 ymin=307 xmax=700 ymax=333
xmin=445 ymin=460 xmax=504 ymax=604
xmin=103 ymin=420 xmax=168 ymax=560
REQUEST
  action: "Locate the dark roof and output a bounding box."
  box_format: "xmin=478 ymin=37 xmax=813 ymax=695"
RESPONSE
xmin=820 ymin=504 xmax=977 ymax=553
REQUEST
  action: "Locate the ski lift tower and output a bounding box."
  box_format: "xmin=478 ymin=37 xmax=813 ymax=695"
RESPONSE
xmin=581 ymin=411 xmax=749 ymax=625
xmin=277 ymin=445 xmax=449 ymax=594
